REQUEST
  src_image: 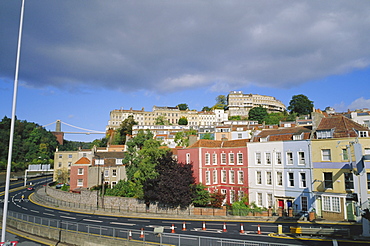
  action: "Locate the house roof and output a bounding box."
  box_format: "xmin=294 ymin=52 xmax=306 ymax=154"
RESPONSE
xmin=188 ymin=139 xmax=249 ymax=148
xmin=315 ymin=115 xmax=370 ymax=138
xmin=253 ymin=126 xmax=312 ymax=142
xmin=74 ymin=157 xmax=91 ymax=165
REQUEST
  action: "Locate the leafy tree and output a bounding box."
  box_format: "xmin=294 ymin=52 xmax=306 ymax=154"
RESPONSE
xmin=114 ymin=115 xmax=137 ymax=144
xmin=201 ymin=106 xmax=211 ymax=112
xmin=174 ymin=130 xmax=197 ymax=147
xmin=155 ymin=115 xmax=167 ymax=125
xmin=177 ymin=103 xmax=189 ymax=111
xmin=55 ymin=168 xmax=69 ymax=183
xmin=209 ymin=190 xmax=226 ymax=208
xmin=191 ymin=183 xmax=210 ymax=207
xmin=231 ymin=196 xmax=250 ymax=216
xmin=212 ymin=95 xmax=227 ymax=109
xmin=178 ymin=116 xmax=188 ymax=125
xmin=229 ymin=115 xmax=241 ymax=121
xmin=248 ymin=106 xmax=268 ymax=124
xmin=287 ymin=94 xmax=314 ymax=116
xmin=200 ymin=132 xmax=213 ymax=140
xmin=143 ymin=151 xmax=195 ymax=208
xmin=105 ymin=180 xmax=141 ymax=197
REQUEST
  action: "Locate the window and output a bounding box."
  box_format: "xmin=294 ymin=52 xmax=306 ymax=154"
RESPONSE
xmin=342 ymin=149 xmax=348 ymax=160
xmin=266 ymin=171 xmax=272 ymax=185
xmin=237 ymin=171 xmax=244 ymax=184
xmin=229 ymin=170 xmax=235 ymax=184
xmin=288 ymin=172 xmax=294 ymax=187
xmin=68 ymin=162 xmax=72 ymax=167
xmin=276 ymin=152 xmax=282 ymax=165
xmin=365 ymin=148 xmax=370 ymax=155
xmin=265 ymin=153 xmax=271 ymax=165
xmin=83 ymin=153 xmax=87 ymax=157
xmin=104 ymin=170 xmax=109 ymax=177
xmin=298 ymin=152 xmax=305 ymax=165
xmin=359 ymin=131 xmax=369 ymax=137
xmin=230 ymin=190 xmax=235 ymax=203
xmin=212 ymin=153 xmax=217 ymax=165
xmin=205 ymin=171 xmax=210 ymax=185
xmin=112 ymin=169 xmax=117 ymax=177
xmin=238 ymin=133 xmax=242 ymax=139
xmin=256 ymin=171 xmax=262 ymax=184
xmin=257 ymin=193 xmax=262 ymax=206
xmin=267 ymin=194 xmax=273 ymax=208
xmin=277 ymin=172 xmax=283 ymax=186
xmin=78 ymin=168 xmax=83 ymax=175
xmin=322 ymin=149 xmax=331 ymax=161
xmin=323 ymin=196 xmax=340 ymax=212
xmin=237 ymin=153 xmax=243 ymax=165
xmin=300 ymin=172 xmax=307 ymax=188
xmin=116 ymin=158 xmax=123 ymax=165
xmin=301 ymin=196 xmax=308 ymax=211
xmin=229 ymin=153 xmax=234 ymax=165
xmin=344 ymin=172 xmax=354 ymax=189
xmin=111 ymin=181 xmax=117 ymax=187
xmin=58 ymin=162 xmax=62 ymax=168
xmin=95 ymin=159 xmax=104 ymax=165
xmin=221 ymin=153 xmax=226 ymax=164
xmin=221 ymin=170 xmax=227 ymax=183
xmin=367 ymin=173 xmax=370 ymax=190
xmin=213 ymin=170 xmax=218 ymax=184
xmin=238 ymin=190 xmax=245 ymax=201
xmin=287 ymin=152 xmax=293 ymax=165
xmin=324 ymin=172 xmax=333 ymax=189
xmin=205 ymin=153 xmax=210 ymax=165
xmin=77 ymin=179 xmax=83 ymax=187
xmin=68 ymin=154 xmax=72 ymax=158
xmin=256 ymin=152 xmax=261 ymax=164
xmin=186 ymin=153 xmax=190 ymax=164
xmin=59 ymin=154 xmax=62 ymax=158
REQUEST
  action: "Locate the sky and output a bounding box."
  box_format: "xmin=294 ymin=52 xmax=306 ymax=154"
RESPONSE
xmin=1 ymin=0 xmax=370 ymax=142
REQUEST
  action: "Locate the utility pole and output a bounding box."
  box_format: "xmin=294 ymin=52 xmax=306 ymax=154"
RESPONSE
xmin=1 ymin=0 xmax=25 ymax=242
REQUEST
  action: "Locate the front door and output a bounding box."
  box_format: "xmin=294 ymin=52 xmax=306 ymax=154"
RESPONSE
xmin=346 ymin=201 xmax=356 ymax=221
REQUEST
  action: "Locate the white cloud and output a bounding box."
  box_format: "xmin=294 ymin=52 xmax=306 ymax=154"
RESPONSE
xmin=348 ymin=97 xmax=370 ymax=111
xmin=2 ymin=0 xmax=370 ymax=94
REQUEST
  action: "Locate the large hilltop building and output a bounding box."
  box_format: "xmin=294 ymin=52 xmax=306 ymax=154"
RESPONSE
xmin=227 ymin=91 xmax=286 ymax=117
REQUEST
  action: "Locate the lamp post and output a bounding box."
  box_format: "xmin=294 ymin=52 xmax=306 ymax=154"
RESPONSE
xmin=1 ymin=0 xmax=25 ymax=242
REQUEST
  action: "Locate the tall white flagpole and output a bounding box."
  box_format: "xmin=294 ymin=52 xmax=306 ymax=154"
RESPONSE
xmin=1 ymin=0 xmax=25 ymax=242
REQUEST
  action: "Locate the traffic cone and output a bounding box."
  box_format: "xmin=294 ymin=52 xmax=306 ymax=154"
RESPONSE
xmin=257 ymin=224 xmax=261 ymax=234
xmin=182 ymin=221 xmax=187 ymax=231
xmin=171 ymin=224 xmax=175 ymax=233
xmin=140 ymin=228 xmax=144 ymax=238
xmin=223 ymin=222 xmax=227 ymax=232
xmin=128 ymin=230 xmax=132 ymax=240
xmin=240 ymin=223 xmax=245 ymax=233
xmin=202 ymin=221 xmax=206 ymax=230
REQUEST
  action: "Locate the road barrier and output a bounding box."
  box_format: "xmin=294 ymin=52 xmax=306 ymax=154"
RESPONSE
xmin=290 ymin=226 xmax=350 ymax=238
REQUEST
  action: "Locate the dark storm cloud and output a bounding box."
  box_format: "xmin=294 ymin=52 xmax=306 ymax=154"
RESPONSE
xmin=1 ymin=0 xmax=370 ymax=93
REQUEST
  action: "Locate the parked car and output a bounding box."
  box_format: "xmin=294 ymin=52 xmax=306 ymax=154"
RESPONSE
xmin=27 ymin=186 xmax=34 ymax=191
xmin=55 ymin=183 xmax=64 ymax=189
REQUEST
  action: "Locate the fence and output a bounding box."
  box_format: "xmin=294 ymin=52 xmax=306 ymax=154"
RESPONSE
xmin=5 ymin=209 xmax=298 ymax=246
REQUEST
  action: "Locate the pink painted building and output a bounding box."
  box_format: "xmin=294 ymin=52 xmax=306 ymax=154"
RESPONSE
xmin=70 ymin=157 xmax=91 ymax=191
xmin=178 ymin=139 xmax=249 ymax=205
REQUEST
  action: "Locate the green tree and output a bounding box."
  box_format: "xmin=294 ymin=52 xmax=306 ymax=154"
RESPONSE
xmin=212 ymin=95 xmax=227 ymax=109
xmin=209 ymin=190 xmax=226 ymax=208
xmin=201 ymin=106 xmax=211 ymax=112
xmin=155 ymin=115 xmax=167 ymax=125
xmin=248 ymin=106 xmax=268 ymax=124
xmin=287 ymin=94 xmax=314 ymax=116
xmin=178 ymin=116 xmax=188 ymax=125
xmin=114 ymin=115 xmax=137 ymax=144
xmin=229 ymin=115 xmax=241 ymax=121
xmin=200 ymin=132 xmax=213 ymax=140
xmin=191 ymin=183 xmax=210 ymax=207
xmin=177 ymin=103 xmax=189 ymax=111
xmin=174 ymin=129 xmax=197 ymax=147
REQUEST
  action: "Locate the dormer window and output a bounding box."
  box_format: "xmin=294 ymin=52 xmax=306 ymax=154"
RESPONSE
xmin=317 ymin=130 xmax=333 ymax=139
xmin=359 ymin=131 xmax=369 ymax=138
xmin=293 ymin=133 xmax=303 ymax=140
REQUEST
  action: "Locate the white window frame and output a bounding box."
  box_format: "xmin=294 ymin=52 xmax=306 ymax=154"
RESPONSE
xmin=288 ymin=172 xmax=294 ymax=187
xmin=104 ymin=169 xmax=109 ymax=177
xmin=77 ymin=179 xmax=83 ymax=187
xmin=213 ymin=170 xmax=218 ymax=184
xmin=95 ymin=159 xmax=104 ymax=165
xmin=299 ymin=172 xmax=307 ymax=188
xmin=78 ymin=168 xmax=84 ymax=175
xmin=205 ymin=171 xmax=210 ymax=185
xmin=266 ymin=171 xmax=272 ymax=185
xmin=322 ymin=196 xmax=340 ymax=212
xmin=276 ymin=152 xmax=282 ymax=165
xmin=237 ymin=153 xmax=243 ymax=165
xmin=265 ymin=153 xmax=271 ymax=165
xmin=256 ymin=152 xmax=261 ymax=165
xmin=322 ymin=149 xmax=331 ymax=161
xmin=229 ymin=170 xmax=235 ymax=184
xmin=212 ymin=153 xmax=217 ymax=165
xmin=229 ymin=153 xmax=235 ymax=165
xmin=221 ymin=153 xmax=226 ymax=165
xmin=298 ymin=151 xmax=305 ymax=165
xmin=277 ymin=171 xmax=283 ymax=186
xmin=237 ymin=171 xmax=244 ymax=184
xmin=221 ymin=170 xmax=227 ymax=183
xmin=287 ymin=152 xmax=293 ymax=165
xmin=256 ymin=171 xmax=262 ymax=185
xmin=257 ymin=193 xmax=263 ymax=206
xmin=112 ymin=169 xmax=117 ymax=177
xmin=301 ymin=196 xmax=308 ymax=211
xmin=205 ymin=153 xmax=210 ymax=165
xmin=186 ymin=153 xmax=191 ymax=164
xmin=116 ymin=158 xmax=123 ymax=165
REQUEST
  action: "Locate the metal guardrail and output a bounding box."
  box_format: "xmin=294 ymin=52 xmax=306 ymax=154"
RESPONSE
xmin=3 ymin=209 xmax=297 ymax=246
xmin=290 ymin=226 xmax=350 ymax=238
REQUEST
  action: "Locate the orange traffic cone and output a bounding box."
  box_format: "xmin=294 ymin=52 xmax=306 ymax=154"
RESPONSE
xmin=257 ymin=224 xmax=261 ymax=234
xmin=171 ymin=224 xmax=175 ymax=233
xmin=240 ymin=223 xmax=245 ymax=233
xmin=128 ymin=230 xmax=132 ymax=240
xmin=182 ymin=221 xmax=187 ymax=231
xmin=223 ymin=222 xmax=227 ymax=232
xmin=140 ymin=228 xmax=144 ymax=238
xmin=202 ymin=221 xmax=206 ymax=230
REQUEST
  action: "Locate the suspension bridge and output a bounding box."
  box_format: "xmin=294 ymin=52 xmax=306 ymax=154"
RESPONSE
xmin=43 ymin=120 xmax=106 ymax=135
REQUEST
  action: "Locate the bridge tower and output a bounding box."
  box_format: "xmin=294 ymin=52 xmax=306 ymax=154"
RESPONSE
xmin=52 ymin=119 xmax=64 ymax=145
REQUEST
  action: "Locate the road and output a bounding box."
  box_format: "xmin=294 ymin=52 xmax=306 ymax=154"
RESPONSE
xmin=1 ymin=177 xmax=367 ymax=245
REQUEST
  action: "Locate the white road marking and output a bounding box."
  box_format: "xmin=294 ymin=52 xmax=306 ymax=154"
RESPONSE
xmin=30 ymin=210 xmax=39 ymax=213
xmin=60 ymin=216 xmax=76 ymax=220
xmin=43 ymin=213 xmax=55 ymax=217
xmin=83 ymin=219 xmax=102 ymax=223
xmin=128 ymin=219 xmax=150 ymax=223
xmin=110 ymin=222 xmax=136 ymax=226
xmin=59 ymin=211 xmax=71 ymax=215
